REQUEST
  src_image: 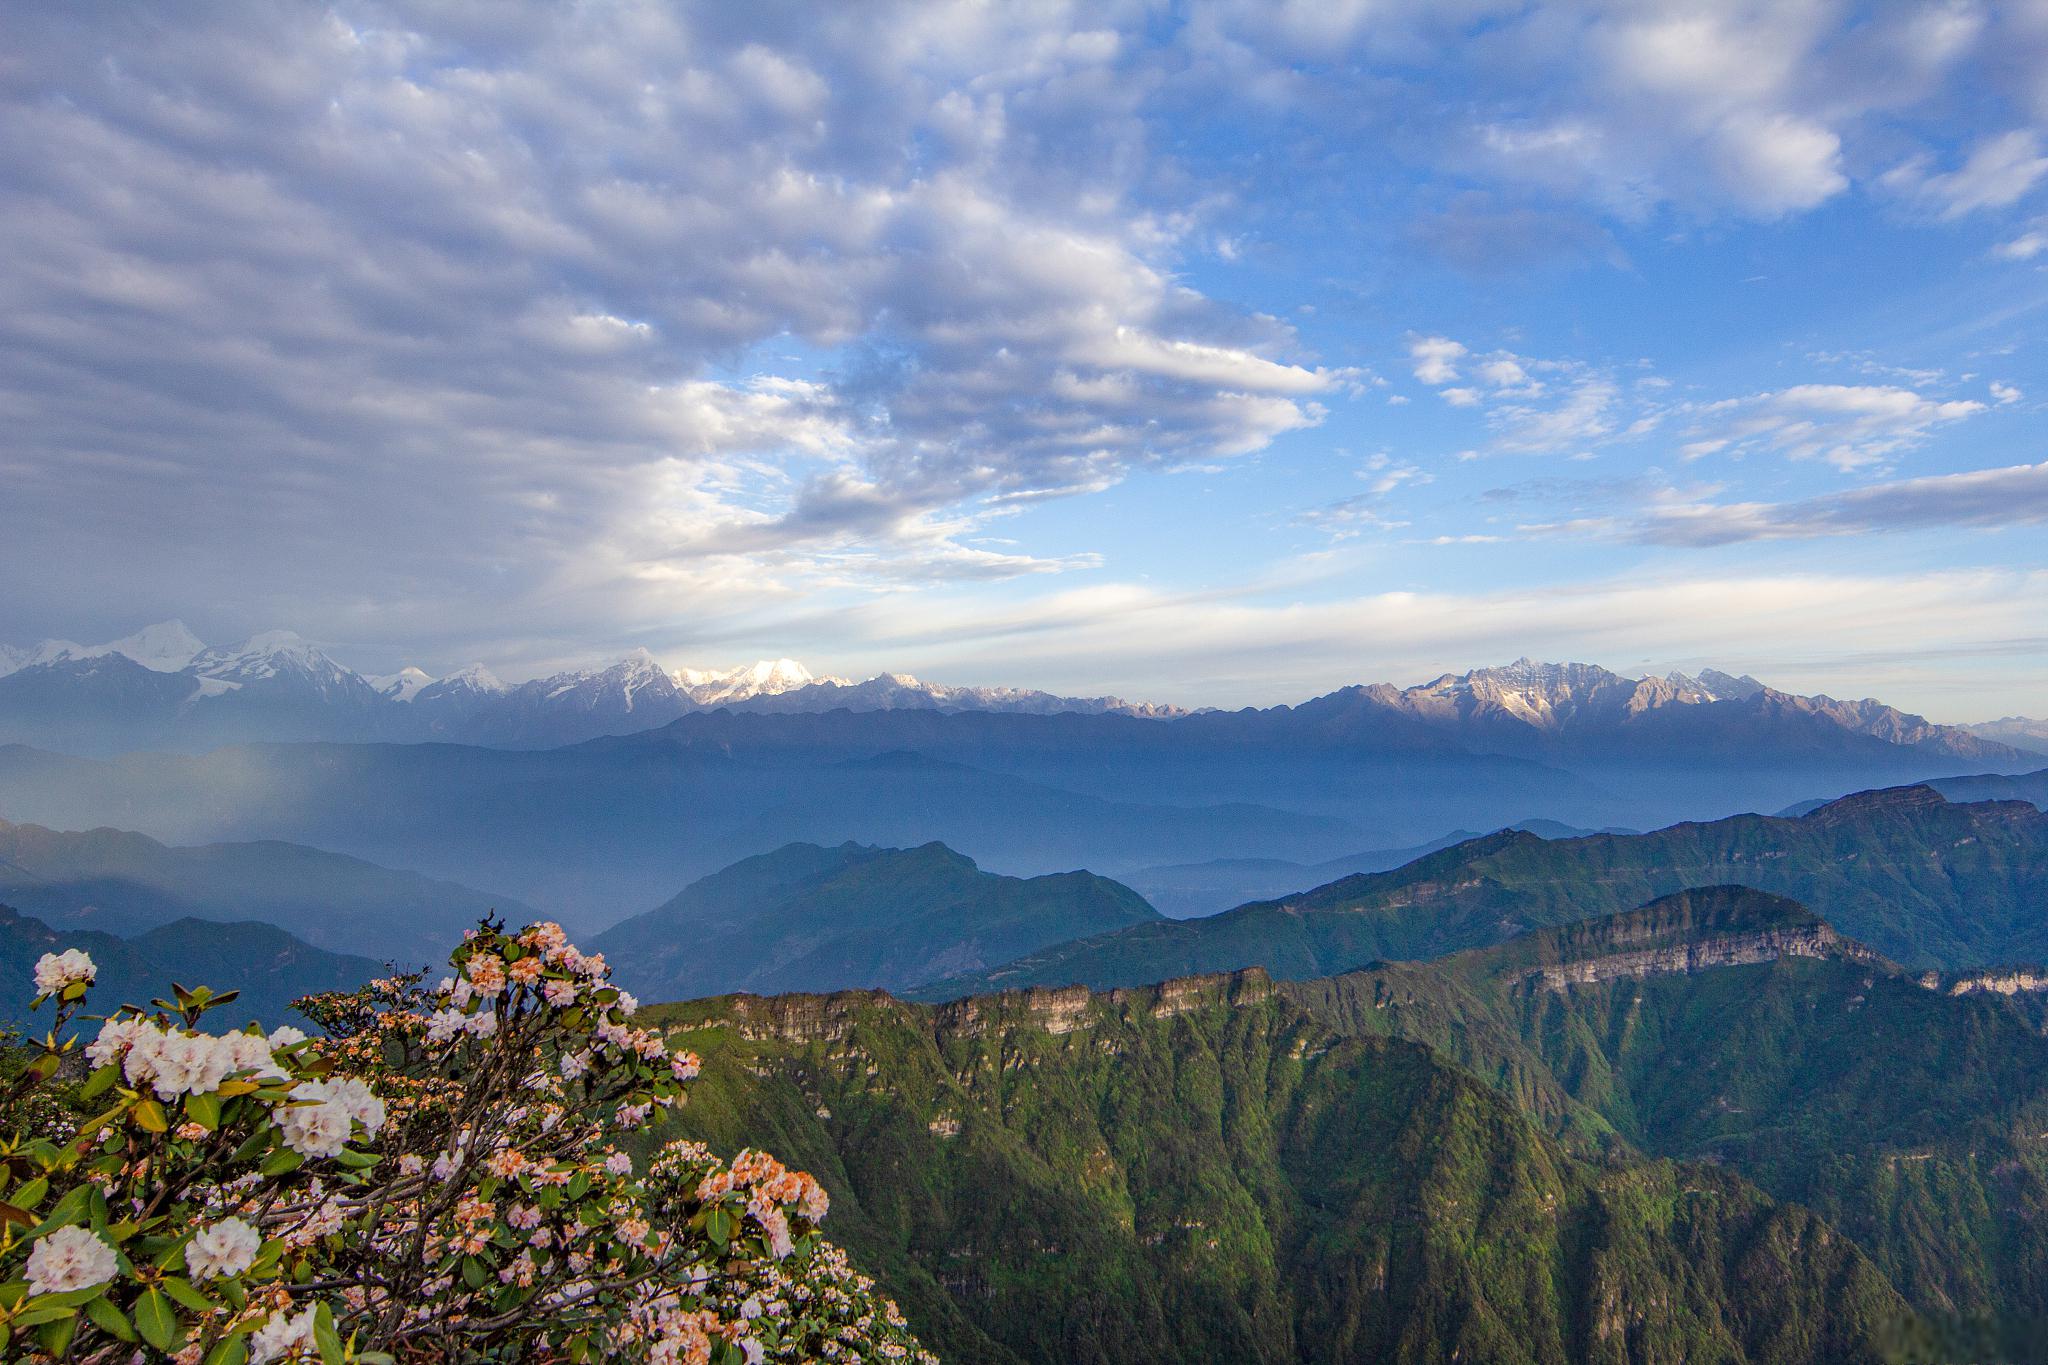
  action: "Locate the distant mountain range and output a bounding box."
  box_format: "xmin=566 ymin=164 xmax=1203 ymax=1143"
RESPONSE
xmin=0 ymin=624 xmax=2029 ymax=774
xmin=0 ymin=903 xmax=377 ymax=1029
xmin=1964 ymin=715 xmax=2048 ymax=753
xmin=1121 ymin=819 xmax=1638 ymax=919
xmin=593 ymin=841 xmax=1160 ymax=1000
xmin=0 ymin=817 xmax=529 ymax=961
xmin=0 ymin=623 xmax=1182 ymax=753
xmin=919 ymin=784 xmax=2048 ymax=996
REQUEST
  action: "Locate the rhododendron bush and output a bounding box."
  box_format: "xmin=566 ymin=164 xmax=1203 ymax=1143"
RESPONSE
xmin=0 ymin=921 xmax=936 ymax=1364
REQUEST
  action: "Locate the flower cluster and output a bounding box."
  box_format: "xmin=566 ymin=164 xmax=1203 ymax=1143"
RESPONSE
xmin=29 ymin=950 xmax=94 ymax=999
xmin=0 ymin=922 xmax=935 ymax=1365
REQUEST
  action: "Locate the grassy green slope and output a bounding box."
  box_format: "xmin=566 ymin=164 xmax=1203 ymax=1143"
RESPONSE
xmin=1278 ymin=890 xmax=2048 ymax=1359
xmin=647 ymin=973 xmax=1927 ymax=1365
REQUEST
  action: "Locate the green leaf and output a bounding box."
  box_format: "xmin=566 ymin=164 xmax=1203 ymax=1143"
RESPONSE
xmin=313 ymin=1302 xmax=343 ymax=1365
xmin=228 ymin=1130 xmax=270 ymax=1165
xmin=11 ymin=1301 xmax=79 ymax=1327
xmin=83 ymin=1292 xmax=137 ymax=1343
xmin=78 ymin=1065 xmax=118 ymax=1103
xmin=332 ymin=1148 xmax=380 ymax=1170
xmin=258 ymin=1147 xmax=304 ymax=1178
xmin=184 ymin=1092 xmax=222 ymax=1131
xmin=460 ymin=1255 xmax=488 ymax=1290
xmin=34 ymin=1313 xmax=76 ymax=1360
xmin=204 ymin=1337 xmax=250 ymax=1365
xmin=132 ymin=1098 xmax=169 ymax=1134
xmin=162 ymin=1275 xmax=214 ymax=1313
xmin=39 ymin=1184 xmax=91 ymax=1232
xmin=133 ymin=1287 xmax=179 ymax=1353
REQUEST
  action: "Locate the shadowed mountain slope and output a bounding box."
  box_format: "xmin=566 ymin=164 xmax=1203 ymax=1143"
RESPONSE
xmin=593 ymin=841 xmax=1160 ymax=999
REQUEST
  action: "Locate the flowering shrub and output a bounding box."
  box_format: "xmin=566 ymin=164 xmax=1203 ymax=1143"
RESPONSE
xmin=0 ymin=921 xmax=937 ymax=1364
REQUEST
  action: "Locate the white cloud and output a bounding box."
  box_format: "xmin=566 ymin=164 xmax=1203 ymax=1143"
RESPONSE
xmin=1680 ymin=384 xmax=1985 ymax=471
xmin=1409 ymin=335 xmax=1467 ymax=384
xmin=1881 ymin=129 xmax=2048 ymax=218
xmin=823 ymin=564 xmax=2048 ymax=714
xmin=1545 ymin=461 xmax=2048 ymax=546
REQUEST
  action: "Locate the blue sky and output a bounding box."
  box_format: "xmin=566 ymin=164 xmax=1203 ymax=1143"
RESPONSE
xmin=2 ymin=1 xmax=2046 ymax=718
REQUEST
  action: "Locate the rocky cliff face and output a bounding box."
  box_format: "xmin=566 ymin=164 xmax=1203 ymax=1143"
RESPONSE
xmin=1528 ymin=920 xmax=1879 ymax=990
xmin=1933 ymin=968 xmax=2048 ymax=997
xmin=712 ymin=967 xmax=1277 ymax=1044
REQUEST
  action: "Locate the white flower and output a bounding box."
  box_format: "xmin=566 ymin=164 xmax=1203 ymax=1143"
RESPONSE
xmin=605 ymin=1150 xmax=633 ymax=1176
xmin=267 ymin=1025 xmax=308 ymax=1049
xmin=32 ymin=948 xmax=95 ymax=995
xmin=465 ymin=1011 xmax=498 ymax=1039
xmin=148 ymin=1030 xmax=236 ymax=1099
xmin=185 ymin=1216 xmax=261 ymax=1280
xmin=319 ymin=1077 xmax=387 ymax=1136
xmin=543 ymin=978 xmax=577 ymax=1007
xmin=86 ymin=1015 xmax=152 ymax=1070
xmin=276 ymin=1095 xmax=353 ymax=1159
xmin=615 ymin=990 xmax=639 ymax=1016
xmin=25 ymin=1225 xmax=118 ymax=1295
xmin=248 ymin=1306 xmax=319 ymax=1363
xmin=424 ymin=1009 xmax=467 ymax=1045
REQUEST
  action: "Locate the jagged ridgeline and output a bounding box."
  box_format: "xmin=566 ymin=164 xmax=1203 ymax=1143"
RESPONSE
xmin=646 ymin=953 xmax=1936 ymax=1365
xmin=921 ymin=786 xmax=2048 ymax=997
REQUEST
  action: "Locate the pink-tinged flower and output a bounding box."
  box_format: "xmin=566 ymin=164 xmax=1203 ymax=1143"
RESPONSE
xmin=543 ymin=979 xmax=577 ymax=1008
xmin=605 ymin=1150 xmax=634 ymax=1176
xmin=186 ymin=1216 xmax=261 ymax=1280
xmin=486 ymin=1149 xmax=530 ymax=1178
xmin=671 ymin=1052 xmax=702 ymax=1082
xmin=32 ymin=948 xmax=95 ymax=995
xmin=398 ymin=1154 xmax=425 ymax=1176
xmin=248 ymin=1306 xmax=318 ymax=1364
xmin=25 ymin=1225 xmax=118 ymax=1295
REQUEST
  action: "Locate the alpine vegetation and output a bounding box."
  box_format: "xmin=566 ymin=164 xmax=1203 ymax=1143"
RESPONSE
xmin=0 ymin=924 xmax=931 ymax=1364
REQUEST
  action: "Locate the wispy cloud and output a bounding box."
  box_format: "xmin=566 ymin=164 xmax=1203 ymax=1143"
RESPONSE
xmin=1533 ymin=461 xmax=2048 ymax=546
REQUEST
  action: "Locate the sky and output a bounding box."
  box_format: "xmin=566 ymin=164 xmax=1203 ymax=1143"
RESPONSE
xmin=3 ymin=1 xmax=2047 ymax=720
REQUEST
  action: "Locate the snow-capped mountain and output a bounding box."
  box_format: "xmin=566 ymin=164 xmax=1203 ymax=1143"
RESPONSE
xmin=371 ymin=667 xmax=433 ymax=702
xmin=729 ymin=671 xmax=1185 ymax=719
xmin=0 ymin=621 xmax=204 ymax=678
xmin=1333 ymin=657 xmax=2015 ymax=762
xmin=675 ymin=657 xmax=826 ymax=705
xmin=0 ymin=627 xmax=2028 ymax=768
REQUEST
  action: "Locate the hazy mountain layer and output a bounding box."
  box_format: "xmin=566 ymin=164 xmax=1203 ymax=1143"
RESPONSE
xmin=0 ymin=817 xmax=533 ymax=961
xmin=594 ymin=841 xmax=1160 ymax=998
xmin=0 ymin=903 xmax=377 ymax=1028
xmin=922 ymin=786 xmax=2048 ymax=995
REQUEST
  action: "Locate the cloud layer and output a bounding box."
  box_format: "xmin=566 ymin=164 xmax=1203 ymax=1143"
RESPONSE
xmin=1 ymin=1 xmax=2044 ymax=713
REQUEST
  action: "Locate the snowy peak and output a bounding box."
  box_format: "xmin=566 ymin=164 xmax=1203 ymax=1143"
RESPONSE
xmin=185 ymin=631 xmax=377 ymax=705
xmin=674 ymin=658 xmax=822 ymax=705
xmin=371 ymin=667 xmax=434 ymax=702
xmin=0 ymin=620 xmax=204 ymax=677
xmin=430 ymin=664 xmax=506 ymax=696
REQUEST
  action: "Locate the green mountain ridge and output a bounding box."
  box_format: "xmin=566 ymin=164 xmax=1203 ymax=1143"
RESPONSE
xmin=648 ymin=947 xmax=1929 ymax=1365
xmin=594 ymin=840 xmax=1162 ymax=1000
xmin=644 ymin=884 xmax=2048 ymax=1360
xmin=919 ymin=785 xmax=2048 ymax=998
